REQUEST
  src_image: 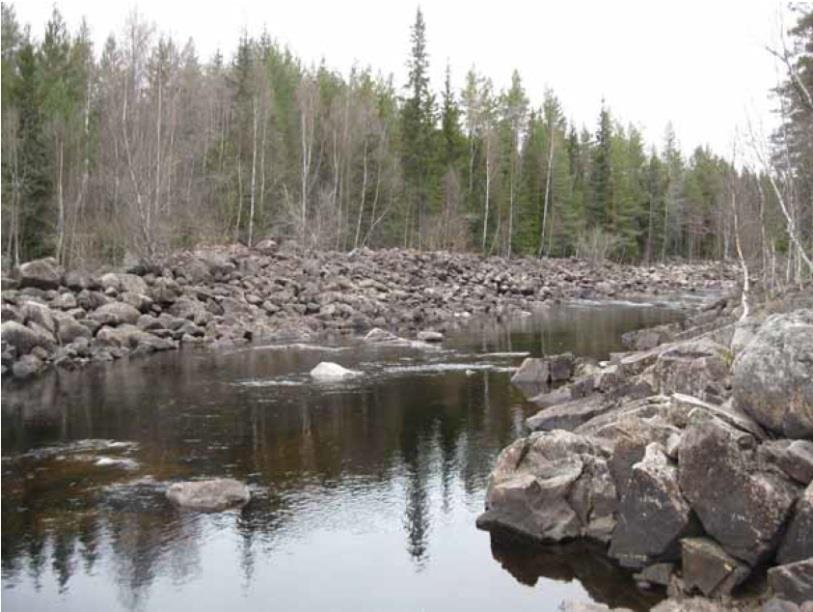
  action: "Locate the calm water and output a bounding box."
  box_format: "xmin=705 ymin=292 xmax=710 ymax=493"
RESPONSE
xmin=2 ymin=301 xmax=686 ymax=612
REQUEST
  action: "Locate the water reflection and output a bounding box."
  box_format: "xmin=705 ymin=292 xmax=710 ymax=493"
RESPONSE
xmin=2 ymin=303 xmax=683 ymax=611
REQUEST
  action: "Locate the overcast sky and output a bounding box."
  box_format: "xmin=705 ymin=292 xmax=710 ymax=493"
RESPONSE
xmin=13 ymin=0 xmax=788 ymax=158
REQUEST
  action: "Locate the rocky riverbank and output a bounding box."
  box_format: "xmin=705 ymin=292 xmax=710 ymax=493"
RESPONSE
xmin=1 ymin=242 xmax=734 ymax=380
xmin=477 ymin=291 xmax=813 ymax=611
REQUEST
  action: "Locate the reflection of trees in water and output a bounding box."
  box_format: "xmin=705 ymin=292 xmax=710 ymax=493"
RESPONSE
xmin=1 ymin=336 xmax=543 ymax=606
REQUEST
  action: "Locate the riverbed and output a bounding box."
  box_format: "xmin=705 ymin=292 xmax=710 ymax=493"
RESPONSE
xmin=1 ymin=301 xmax=686 ymax=611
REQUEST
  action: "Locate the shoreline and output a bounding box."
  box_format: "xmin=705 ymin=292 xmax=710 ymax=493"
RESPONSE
xmin=1 ymin=243 xmax=736 ymax=382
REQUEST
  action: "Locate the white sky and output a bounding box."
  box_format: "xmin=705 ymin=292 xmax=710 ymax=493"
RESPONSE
xmin=13 ymin=0 xmax=788 ymax=158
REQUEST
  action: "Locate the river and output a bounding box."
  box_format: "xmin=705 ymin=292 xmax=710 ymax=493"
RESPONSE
xmin=1 ymin=301 xmax=687 ymax=611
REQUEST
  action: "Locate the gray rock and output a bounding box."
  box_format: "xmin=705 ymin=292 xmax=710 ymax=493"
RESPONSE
xmin=166 ymin=478 xmax=251 ymax=511
xmin=150 ymin=277 xmax=181 ymax=304
xmin=609 ymin=443 xmax=695 ymax=569
xmin=681 ymin=536 xmax=750 ymax=597
xmin=634 ymin=562 xmax=675 ymax=588
xmin=768 ymin=559 xmax=813 ymax=605
xmin=120 ymin=291 xmax=153 ymax=313
xmin=18 ymin=257 xmax=62 ymax=290
xmin=416 ymin=330 xmax=443 ymax=343
xmin=733 ymin=310 xmax=813 ymax=439
xmin=526 ymin=394 xmax=611 ymax=432
xmin=653 ymin=338 xmax=731 ymax=403
xmin=1 ymin=320 xmax=55 ymax=354
xmin=51 ymin=292 xmax=78 ymax=310
xmin=477 ymin=430 xmax=616 ymax=543
xmin=20 ymin=300 xmax=56 ymax=333
xmin=512 ymin=357 xmax=550 ymax=385
xmin=363 ymin=327 xmax=401 ymax=343
xmin=12 ymin=354 xmax=43 ymax=379
xmin=678 ymin=418 xmax=799 ymax=565
xmin=53 ymin=312 xmax=92 ymax=344
xmin=549 ymin=352 xmax=575 ymax=382
xmin=731 ymin=317 xmax=762 ymax=355
xmin=99 ymin=272 xmax=148 ymax=296
xmin=778 ymin=482 xmax=813 ymax=565
xmin=76 ymin=289 xmax=107 ymax=311
xmin=88 ymin=302 xmax=141 ymax=326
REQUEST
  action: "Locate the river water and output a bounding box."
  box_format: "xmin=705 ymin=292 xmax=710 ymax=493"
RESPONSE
xmin=1 ymin=301 xmax=687 ymax=612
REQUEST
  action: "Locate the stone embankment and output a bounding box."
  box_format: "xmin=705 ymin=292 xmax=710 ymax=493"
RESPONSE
xmin=1 ymin=241 xmax=734 ymax=380
xmin=477 ymin=291 xmax=813 ymax=611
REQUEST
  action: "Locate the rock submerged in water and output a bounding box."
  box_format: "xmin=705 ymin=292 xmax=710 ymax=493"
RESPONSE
xmin=166 ymin=478 xmax=251 ymax=511
xmin=309 ymin=361 xmax=359 ymax=381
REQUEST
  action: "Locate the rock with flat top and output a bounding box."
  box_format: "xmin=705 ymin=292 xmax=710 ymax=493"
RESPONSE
xmin=166 ymin=478 xmax=250 ymax=511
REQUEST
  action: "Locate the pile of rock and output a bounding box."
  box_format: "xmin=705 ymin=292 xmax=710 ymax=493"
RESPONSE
xmin=479 ymin=305 xmax=813 ymax=609
xmin=1 ymin=245 xmax=735 ymax=380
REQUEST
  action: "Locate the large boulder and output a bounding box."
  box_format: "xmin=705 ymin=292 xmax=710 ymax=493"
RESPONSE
xmin=18 ymin=257 xmax=62 ymax=290
xmin=733 ymin=310 xmax=813 ymax=439
xmin=166 ymin=478 xmax=250 ymax=511
xmin=678 ymin=418 xmax=799 ymax=565
xmin=608 ymin=443 xmax=695 ymax=569
xmin=88 ymin=302 xmax=141 ymax=326
xmin=777 ymin=482 xmax=813 ymax=565
xmin=476 ymin=430 xmax=617 ymax=543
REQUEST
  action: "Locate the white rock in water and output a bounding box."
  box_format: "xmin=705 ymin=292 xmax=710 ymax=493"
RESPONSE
xmin=309 ymin=361 xmax=359 ymax=381
xmin=166 ymin=478 xmax=250 ymax=511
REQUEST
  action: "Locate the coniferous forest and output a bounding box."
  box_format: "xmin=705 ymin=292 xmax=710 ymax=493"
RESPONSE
xmin=1 ymin=4 xmax=811 ymax=282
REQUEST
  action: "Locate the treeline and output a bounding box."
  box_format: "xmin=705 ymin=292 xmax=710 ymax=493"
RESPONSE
xmin=1 ymin=4 xmax=811 ymax=274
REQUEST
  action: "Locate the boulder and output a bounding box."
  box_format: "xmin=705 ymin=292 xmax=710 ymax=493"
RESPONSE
xmin=88 ymin=302 xmax=141 ymax=326
xmin=96 ymin=325 xmax=175 ymax=352
xmin=1 ymin=320 xmax=55 ymax=354
xmin=680 ymin=537 xmax=750 ymax=598
xmin=53 ymin=312 xmax=92 ymax=344
xmin=511 ymin=357 xmax=550 ymax=395
xmin=678 ymin=418 xmax=799 ymax=565
xmin=12 ymin=354 xmax=44 ymax=379
xmin=609 ymin=443 xmax=695 ymax=569
xmin=416 ymin=330 xmax=443 ymax=343
xmin=150 ymin=277 xmax=181 ymax=304
xmin=777 ymin=482 xmax=813 ymax=565
xmin=768 ymin=559 xmax=813 ymax=606
xmin=733 ymin=310 xmax=813 ymax=439
xmin=549 ymin=352 xmax=575 ymax=382
xmin=363 ymin=327 xmax=401 ymax=343
xmin=99 ymin=272 xmax=148 ymax=296
xmin=18 ymin=257 xmax=62 ymax=289
xmin=20 ymin=301 xmax=56 ymax=333
xmin=166 ymin=478 xmax=251 ymax=511
xmin=309 ymin=361 xmax=360 ymax=381
xmin=526 ymin=394 xmax=611 ymax=432
xmin=51 ymin=292 xmax=78 ymax=310
xmin=653 ymin=338 xmax=731 ymax=403
xmin=477 ymin=430 xmax=617 ymax=543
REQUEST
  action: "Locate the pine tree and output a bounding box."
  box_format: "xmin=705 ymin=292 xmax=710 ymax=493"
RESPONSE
xmin=401 ymin=8 xmax=436 ymax=248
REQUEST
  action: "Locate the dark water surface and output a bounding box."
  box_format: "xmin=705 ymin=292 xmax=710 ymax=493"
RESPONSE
xmin=2 ymin=301 xmax=686 ymax=612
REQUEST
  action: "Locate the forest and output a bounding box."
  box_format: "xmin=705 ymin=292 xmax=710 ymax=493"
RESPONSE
xmin=1 ymin=4 xmax=811 ymax=282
